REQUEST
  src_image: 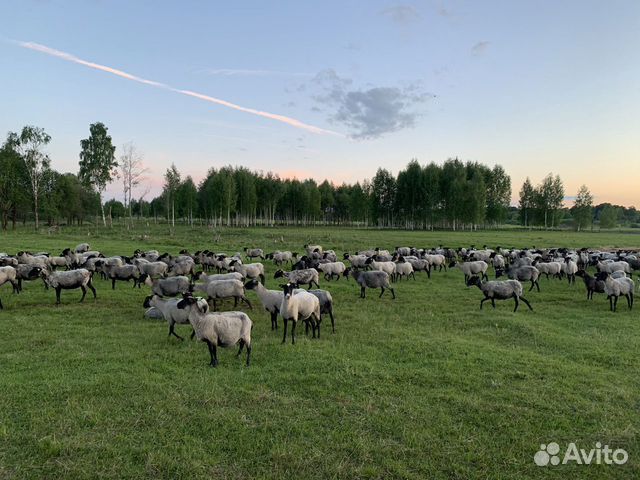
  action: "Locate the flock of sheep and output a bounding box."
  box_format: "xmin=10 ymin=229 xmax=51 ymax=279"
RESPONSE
xmin=0 ymin=242 xmax=637 ymax=367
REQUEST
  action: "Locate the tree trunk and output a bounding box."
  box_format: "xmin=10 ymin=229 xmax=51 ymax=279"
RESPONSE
xmin=100 ymin=192 xmax=107 ymax=227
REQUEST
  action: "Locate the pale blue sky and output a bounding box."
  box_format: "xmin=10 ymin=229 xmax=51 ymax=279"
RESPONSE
xmin=1 ymin=0 xmax=638 ymax=205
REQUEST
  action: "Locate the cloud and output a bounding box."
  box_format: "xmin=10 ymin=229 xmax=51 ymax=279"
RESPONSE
xmin=13 ymin=40 xmax=340 ymax=136
xmin=311 ymin=69 xmax=431 ymax=139
xmin=471 ymin=41 xmax=490 ymax=56
xmin=380 ymin=4 xmax=421 ymax=25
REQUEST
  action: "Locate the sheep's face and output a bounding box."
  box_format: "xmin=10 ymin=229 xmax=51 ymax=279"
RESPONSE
xmin=595 ymin=271 xmax=609 ymax=282
xmin=143 ymin=295 xmax=152 ymax=308
xmin=281 ymin=283 xmax=294 ymax=298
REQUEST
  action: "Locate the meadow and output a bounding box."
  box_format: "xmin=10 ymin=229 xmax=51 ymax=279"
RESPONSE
xmin=0 ymin=225 xmax=638 ymax=479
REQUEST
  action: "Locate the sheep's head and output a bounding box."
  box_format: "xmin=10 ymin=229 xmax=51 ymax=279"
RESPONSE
xmin=281 ymin=283 xmax=295 ymax=298
xmin=495 ymin=268 xmax=505 ymax=278
xmin=244 ymin=279 xmax=259 ymax=290
xmin=274 ymin=269 xmax=285 ymax=279
xmin=595 ymin=271 xmax=609 ymax=282
xmin=142 ymin=295 xmax=153 ymax=308
xmin=466 ymin=275 xmax=482 ymax=288
xmin=448 ymin=261 xmax=457 ymax=268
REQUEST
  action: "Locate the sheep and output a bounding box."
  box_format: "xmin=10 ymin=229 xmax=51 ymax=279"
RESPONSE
xmin=304 ymin=244 xmax=323 ymax=256
xmin=99 ymin=263 xmax=143 ymax=290
xmin=395 ymin=246 xmax=412 ymax=257
xmin=393 ymin=257 xmax=415 ymax=282
xmin=243 ymin=247 xmax=264 ymax=261
xmin=135 ymin=260 xmax=169 ymax=279
xmin=14 ymin=265 xmax=44 ymax=292
xmin=41 ymin=268 xmax=96 ymax=305
xmin=497 ymin=265 xmax=541 ymax=292
xmin=274 ymin=268 xmax=320 ymax=289
xmin=449 ymin=260 xmax=489 ymax=283
xmin=168 ymin=257 xmax=196 ymax=277
xmin=229 ymin=260 xmax=265 ymax=284
xmin=47 ymin=256 xmax=68 ymax=270
xmin=343 ymin=253 xmax=369 ymax=269
xmin=364 ymin=257 xmax=396 ymax=276
xmin=143 ymin=294 xmax=192 ymax=341
xmin=17 ymin=251 xmax=49 ymax=269
xmin=532 ymin=260 xmax=563 ymax=280
xmin=424 ymin=254 xmax=447 ymax=273
xmin=177 ymin=295 xmax=252 ymax=367
xmin=596 ymin=271 xmax=634 ymax=312
xmin=466 ymin=275 xmax=533 ymax=312
xmin=279 ymin=283 xmax=321 ymax=344
xmin=563 ymin=257 xmax=579 ymax=284
xmin=576 ymin=270 xmax=605 ymax=300
xmin=195 ymin=272 xmax=244 ymax=283
xmin=75 ymin=243 xmax=90 ymax=253
xmin=293 ymin=287 xmax=336 ymax=334
xmin=0 ymin=256 xmax=18 ymax=268
xmin=322 ymin=250 xmax=338 ymax=262
xmin=315 ymin=261 xmax=346 ymax=281
xmin=244 ymin=279 xmax=283 ymax=330
xmin=0 ymin=267 xmax=19 ymax=308
xmin=397 ymin=256 xmax=431 ymax=278
xmin=597 ymin=261 xmax=632 ymax=276
xmin=344 ymin=267 xmax=395 ymax=299
xmin=143 ymin=275 xmax=191 ymax=297
xmin=193 ymin=279 xmax=252 ymax=311
xmin=489 ymin=252 xmax=506 ymax=272
xmin=269 ymin=251 xmax=295 ymax=266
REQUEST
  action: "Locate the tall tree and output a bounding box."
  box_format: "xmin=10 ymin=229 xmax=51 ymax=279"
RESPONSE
xmin=79 ymin=122 xmax=118 ymax=226
xmin=370 ymin=168 xmax=396 ymax=227
xmin=485 ymin=165 xmax=511 ymax=225
xmin=163 ymin=163 xmax=181 ymax=227
xmin=599 ymin=205 xmax=620 ymax=229
xmin=119 ymin=142 xmax=148 ymax=220
xmin=0 ymin=135 xmax=29 ymax=230
xmin=9 ymin=126 xmax=52 ymax=229
xmin=519 ymin=177 xmax=535 ymax=227
xmin=571 ymin=185 xmax=593 ymax=231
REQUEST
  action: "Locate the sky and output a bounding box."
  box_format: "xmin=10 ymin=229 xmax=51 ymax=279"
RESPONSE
xmin=0 ymin=0 xmax=639 ymax=206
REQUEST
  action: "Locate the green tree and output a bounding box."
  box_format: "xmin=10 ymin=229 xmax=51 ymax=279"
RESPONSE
xmin=370 ymin=168 xmax=396 ymax=227
xmin=163 ymin=163 xmax=181 ymax=227
xmin=599 ymin=205 xmax=620 ymax=229
xmin=571 ymin=185 xmax=593 ymax=231
xmin=177 ymin=176 xmax=198 ymax=225
xmin=519 ymin=177 xmax=535 ymax=227
xmin=485 ymin=165 xmax=511 ymax=225
xmin=0 ymin=136 xmax=29 ymax=230
xmin=79 ymin=122 xmax=118 ymax=227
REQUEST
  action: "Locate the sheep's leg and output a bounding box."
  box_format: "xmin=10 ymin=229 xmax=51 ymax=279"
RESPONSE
xmin=190 ymin=329 xmax=196 ymax=340
xmin=169 ymin=323 xmax=184 ymax=341
xmin=316 ymin=315 xmax=321 ymax=338
xmin=87 ymin=281 xmax=97 ymax=300
xmin=426 ymin=267 xmax=431 ymax=279
xmin=390 ymin=287 xmax=396 ymax=299
xmin=291 ymin=320 xmax=297 ymax=344
xmin=282 ymin=319 xmax=288 ymax=344
xmin=613 ymin=295 xmax=618 ymax=312
xmin=305 ymin=319 xmax=310 ymax=336
xmin=55 ymin=287 xmax=62 ymax=305
xmin=270 ymin=311 xmax=278 ymax=330
xmin=0 ymin=297 xmax=3 ymax=309
xmin=625 ymin=293 xmax=632 ymax=309
xmin=79 ymin=285 xmax=88 ymax=303
xmin=329 ymin=309 xmax=335 ymax=333
xmin=360 ymin=286 xmax=366 ymax=298
xmin=11 ymin=280 xmax=19 ymax=294
xmin=245 ymin=343 xmax=251 ymax=367
xmin=379 ymin=287 xmax=385 ymax=298
xmin=236 ymin=339 xmax=245 ymax=357
xmin=17 ymin=278 xmax=22 ymax=292
xmin=480 ymin=297 xmax=490 ymax=310
xmin=206 ymin=340 xmax=218 ymax=367
xmin=242 ymin=297 xmax=253 ymax=309
xmin=111 ymin=278 xmax=117 ymax=290
xmin=519 ymin=296 xmax=533 ymax=311
xmin=233 ymin=297 xmax=239 ymax=307
xmin=513 ymin=294 xmax=520 ymax=312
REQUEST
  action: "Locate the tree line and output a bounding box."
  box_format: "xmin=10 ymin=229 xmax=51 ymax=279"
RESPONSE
xmin=1 ymin=123 xmax=637 ymax=231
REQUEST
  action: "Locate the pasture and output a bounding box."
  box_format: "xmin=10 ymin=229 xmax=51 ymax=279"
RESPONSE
xmin=0 ymin=226 xmax=639 ymax=479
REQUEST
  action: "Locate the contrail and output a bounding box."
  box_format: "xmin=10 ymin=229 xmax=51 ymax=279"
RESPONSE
xmin=14 ymin=40 xmax=340 ymax=136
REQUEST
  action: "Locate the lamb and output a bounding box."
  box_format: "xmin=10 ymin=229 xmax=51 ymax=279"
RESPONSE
xmin=532 ymin=260 xmax=563 ymax=280
xmin=243 ymin=247 xmax=264 ymax=261
xmin=344 ymin=267 xmax=395 ymax=299
xmin=229 ymin=260 xmax=265 ymax=284
xmin=274 ymin=268 xmax=320 ymax=289
xmin=41 ymin=268 xmax=96 ymax=305
xmin=193 ymin=279 xmax=252 ymax=311
xmin=244 ymin=279 xmax=283 ymax=330
xmin=0 ymin=267 xmax=19 ymax=308
xmin=293 ymin=287 xmax=336 ymax=334
xmin=143 ymin=294 xmax=192 ymax=341
xmin=596 ymin=271 xmax=634 ymax=312
xmin=364 ymin=257 xmax=396 ymax=276
xmin=343 ymin=253 xmax=369 ymax=269
xmin=563 ymin=257 xmax=579 ymax=284
xmin=393 ymin=257 xmax=415 ymax=282
xmin=143 ymin=275 xmax=192 ymax=297
xmin=575 ymin=270 xmax=605 ymax=300
xmin=75 ymin=243 xmax=90 ymax=253
xmin=279 ymin=283 xmax=321 ymax=344
xmin=497 ymin=265 xmax=541 ymax=292
xmin=466 ymin=275 xmax=533 ymax=312
xmin=315 ymin=261 xmax=346 ymax=281
xmin=449 ymin=260 xmax=489 ymax=283
xmin=177 ymin=295 xmax=252 ymax=367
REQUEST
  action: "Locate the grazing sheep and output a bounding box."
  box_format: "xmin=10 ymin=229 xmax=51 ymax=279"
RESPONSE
xmin=47 ymin=256 xmax=68 ymax=270
xmin=597 ymin=261 xmax=632 ymax=276
xmin=100 ymin=263 xmax=143 ymax=290
xmin=143 ymin=275 xmax=191 ymax=297
xmin=243 ymin=247 xmax=264 ymax=261
xmin=364 ymin=257 xmax=396 ymax=276
xmin=168 ymin=257 xmax=196 ymax=277
xmin=135 ymin=260 xmax=169 ymax=279
xmin=316 ymin=261 xmax=346 ymax=281
xmin=576 ymin=270 xmax=605 ymax=300
xmin=343 ymin=253 xmax=369 ymax=269
xmin=466 ymin=275 xmax=533 ymax=312
xmin=41 ymin=269 xmax=96 ymax=305
xmin=75 ymin=243 xmax=90 ymax=253
xmin=269 ymin=251 xmax=295 ymax=266
xmin=424 ymin=254 xmax=447 ymax=273
xmin=195 ymin=272 xmax=244 ymax=283
xmin=532 ymin=260 xmax=563 ymax=280
xmin=229 ymin=260 xmax=265 ymax=284
xmin=344 ymin=267 xmax=395 ymax=299
xmin=279 ymin=283 xmax=321 ymax=344
xmin=497 ymin=265 xmax=541 ymax=292
xmin=449 ymin=260 xmax=489 ymax=283
xmin=393 ymin=257 xmax=415 ymax=282
xmin=274 ymin=268 xmax=320 ymax=289
xmin=596 ymin=271 xmax=634 ymax=312
xmin=489 ymin=252 xmax=506 ymax=273
xmin=193 ymin=279 xmax=252 ymax=311
xmin=177 ymin=295 xmax=252 ymax=367
xmin=143 ymin=294 xmax=192 ymax=341
xmin=563 ymin=258 xmax=579 ymax=284
xmin=14 ymin=265 xmax=44 ymax=292
xmin=395 ymin=246 xmax=412 ymax=257
xmin=0 ymin=266 xmax=19 ymax=308
xmin=293 ymin=287 xmax=335 ymax=334
xmin=244 ymin=279 xmax=283 ymax=330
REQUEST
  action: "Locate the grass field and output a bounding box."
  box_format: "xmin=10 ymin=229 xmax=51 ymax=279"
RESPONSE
xmin=1 ymin=225 xmax=639 ymax=479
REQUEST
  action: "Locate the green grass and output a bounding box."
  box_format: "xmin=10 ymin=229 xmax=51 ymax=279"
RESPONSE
xmin=0 ymin=225 xmax=639 ymax=479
